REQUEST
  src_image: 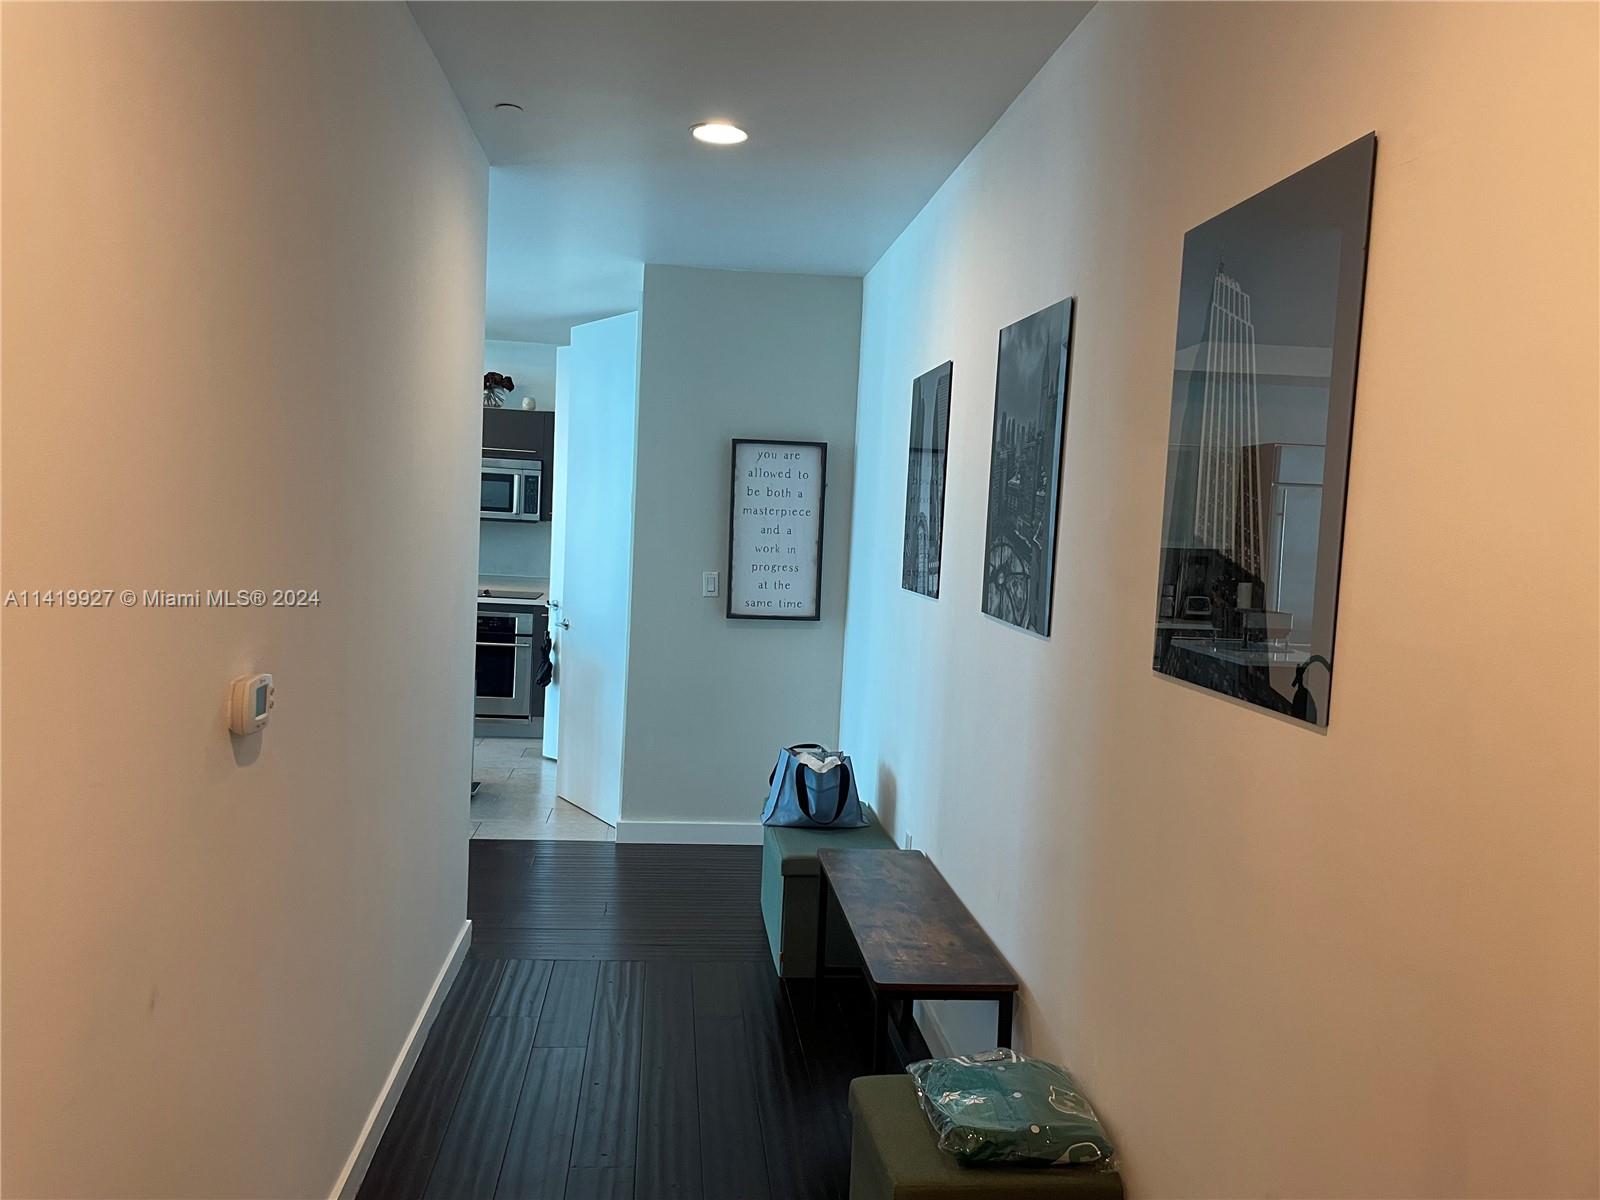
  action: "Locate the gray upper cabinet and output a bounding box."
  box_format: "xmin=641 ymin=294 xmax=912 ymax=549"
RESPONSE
xmin=483 ymin=408 xmax=556 ymax=519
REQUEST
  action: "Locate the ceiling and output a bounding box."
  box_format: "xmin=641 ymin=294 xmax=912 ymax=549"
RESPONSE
xmin=410 ymin=2 xmax=1093 ymax=344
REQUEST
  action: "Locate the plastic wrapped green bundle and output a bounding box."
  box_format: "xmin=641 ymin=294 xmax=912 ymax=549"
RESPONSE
xmin=907 ymin=1048 xmax=1116 ymax=1169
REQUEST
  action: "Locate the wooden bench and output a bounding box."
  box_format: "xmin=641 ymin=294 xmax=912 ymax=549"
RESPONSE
xmin=815 ymin=848 xmax=1019 ymax=1072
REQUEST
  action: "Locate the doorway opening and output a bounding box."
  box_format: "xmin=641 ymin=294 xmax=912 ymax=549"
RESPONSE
xmin=470 ymin=736 xmax=613 ymax=841
xmin=471 ymin=349 xmax=617 ymax=842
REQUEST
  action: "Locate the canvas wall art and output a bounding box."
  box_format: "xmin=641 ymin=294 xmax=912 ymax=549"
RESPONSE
xmin=901 ymin=361 xmax=953 ymax=598
xmin=981 ymin=298 xmax=1074 ymax=636
xmin=728 ymin=439 xmax=826 ymax=620
xmin=1151 ymin=133 xmax=1376 ymax=726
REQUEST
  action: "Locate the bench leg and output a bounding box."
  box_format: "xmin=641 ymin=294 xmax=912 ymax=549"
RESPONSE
xmin=871 ymin=986 xmax=889 ymax=1073
xmin=893 ymin=995 xmax=915 ymax=1044
xmin=996 ymin=993 xmax=1014 ymax=1049
xmin=812 ymin=870 xmax=829 ymax=1014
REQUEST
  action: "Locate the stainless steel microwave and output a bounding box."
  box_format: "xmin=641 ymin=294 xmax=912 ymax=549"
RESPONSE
xmin=480 ymin=455 xmax=543 ymax=522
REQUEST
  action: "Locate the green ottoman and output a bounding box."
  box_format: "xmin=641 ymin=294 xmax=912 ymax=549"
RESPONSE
xmin=760 ymin=807 xmax=894 ymax=977
xmin=848 ymin=1076 xmax=1125 ymax=1200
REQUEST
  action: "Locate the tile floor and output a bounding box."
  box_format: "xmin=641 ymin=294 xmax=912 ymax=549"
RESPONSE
xmin=470 ymin=737 xmax=616 ymax=841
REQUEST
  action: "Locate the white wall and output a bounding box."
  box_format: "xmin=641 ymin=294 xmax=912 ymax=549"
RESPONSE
xmin=839 ymin=4 xmax=1598 ymax=1198
xmin=0 ymin=5 xmax=485 ymax=1198
xmin=483 ymin=338 xmax=560 ymax=413
xmin=620 ymin=265 xmax=861 ymax=840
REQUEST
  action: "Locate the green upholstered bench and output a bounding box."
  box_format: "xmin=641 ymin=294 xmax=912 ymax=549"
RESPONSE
xmin=848 ymin=1075 xmax=1124 ymax=1200
xmin=760 ymin=807 xmax=894 ymax=977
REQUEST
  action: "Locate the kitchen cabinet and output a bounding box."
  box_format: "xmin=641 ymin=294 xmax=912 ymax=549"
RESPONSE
xmin=483 ymin=409 xmax=556 ymax=519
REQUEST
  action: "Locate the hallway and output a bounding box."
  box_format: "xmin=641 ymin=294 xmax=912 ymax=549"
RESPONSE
xmin=359 ymin=843 xmax=870 ymax=1200
xmin=4 ymin=5 xmax=1596 ymax=1198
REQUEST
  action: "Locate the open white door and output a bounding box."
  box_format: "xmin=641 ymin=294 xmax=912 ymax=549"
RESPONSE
xmin=552 ymin=312 xmax=639 ymax=828
xmin=541 ymin=346 xmax=570 ymax=761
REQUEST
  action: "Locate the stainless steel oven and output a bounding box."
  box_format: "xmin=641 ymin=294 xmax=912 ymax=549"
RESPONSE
xmin=480 ymin=455 xmax=543 ymax=522
xmin=475 ymin=609 xmax=535 ymax=719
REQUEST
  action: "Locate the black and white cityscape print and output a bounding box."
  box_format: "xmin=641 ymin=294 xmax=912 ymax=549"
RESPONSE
xmin=1151 ymin=133 xmax=1376 ymax=727
xmin=981 ymin=298 xmax=1073 ymax=636
xmin=901 ymin=361 xmax=953 ymax=598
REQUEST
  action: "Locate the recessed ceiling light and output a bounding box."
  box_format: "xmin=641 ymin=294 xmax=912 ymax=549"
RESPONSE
xmin=494 ymin=102 xmax=524 ymax=113
xmin=691 ymin=121 xmax=748 ymax=146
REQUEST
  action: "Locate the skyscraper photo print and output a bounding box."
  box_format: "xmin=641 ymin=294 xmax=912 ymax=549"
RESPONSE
xmin=902 ymin=360 xmax=953 ymax=598
xmin=981 ymin=297 xmax=1074 ymax=636
xmin=1151 ymin=134 xmax=1376 ymax=726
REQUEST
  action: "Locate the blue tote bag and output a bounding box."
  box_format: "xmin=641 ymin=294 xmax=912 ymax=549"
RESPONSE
xmin=761 ymin=744 xmax=868 ymax=829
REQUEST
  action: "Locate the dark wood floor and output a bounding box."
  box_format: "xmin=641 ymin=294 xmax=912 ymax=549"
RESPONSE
xmin=357 ymin=841 xmax=874 ymax=1200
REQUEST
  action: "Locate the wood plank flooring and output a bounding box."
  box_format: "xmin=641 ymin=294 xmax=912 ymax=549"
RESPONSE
xmin=358 ymin=841 xmax=876 ymax=1200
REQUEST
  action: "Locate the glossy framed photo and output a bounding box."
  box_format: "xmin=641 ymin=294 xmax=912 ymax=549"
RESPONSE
xmin=1152 ymin=134 xmax=1377 ymax=726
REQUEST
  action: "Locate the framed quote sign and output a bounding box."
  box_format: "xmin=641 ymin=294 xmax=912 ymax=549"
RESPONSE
xmin=727 ymin=438 xmax=827 ymax=620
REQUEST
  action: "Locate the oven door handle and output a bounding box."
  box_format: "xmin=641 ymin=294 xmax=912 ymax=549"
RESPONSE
xmin=511 ymin=640 xmax=533 ymax=704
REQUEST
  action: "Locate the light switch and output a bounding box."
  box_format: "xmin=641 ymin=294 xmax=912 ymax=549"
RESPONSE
xmin=702 ymin=571 xmax=719 ymax=598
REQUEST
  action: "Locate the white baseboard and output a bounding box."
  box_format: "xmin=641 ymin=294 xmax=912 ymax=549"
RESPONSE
xmin=329 ymin=919 xmax=472 ymax=1200
xmin=615 ymin=819 xmax=764 ymax=845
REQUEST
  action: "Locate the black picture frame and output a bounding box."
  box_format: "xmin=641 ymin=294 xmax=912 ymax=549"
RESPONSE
xmin=902 ymin=360 xmax=954 ymax=598
xmin=727 ymin=438 xmax=827 ymax=621
xmin=980 ymin=297 xmax=1075 ymax=637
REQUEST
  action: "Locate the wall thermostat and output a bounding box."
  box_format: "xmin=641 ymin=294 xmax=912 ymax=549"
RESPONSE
xmin=228 ymin=673 xmax=275 ymax=735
